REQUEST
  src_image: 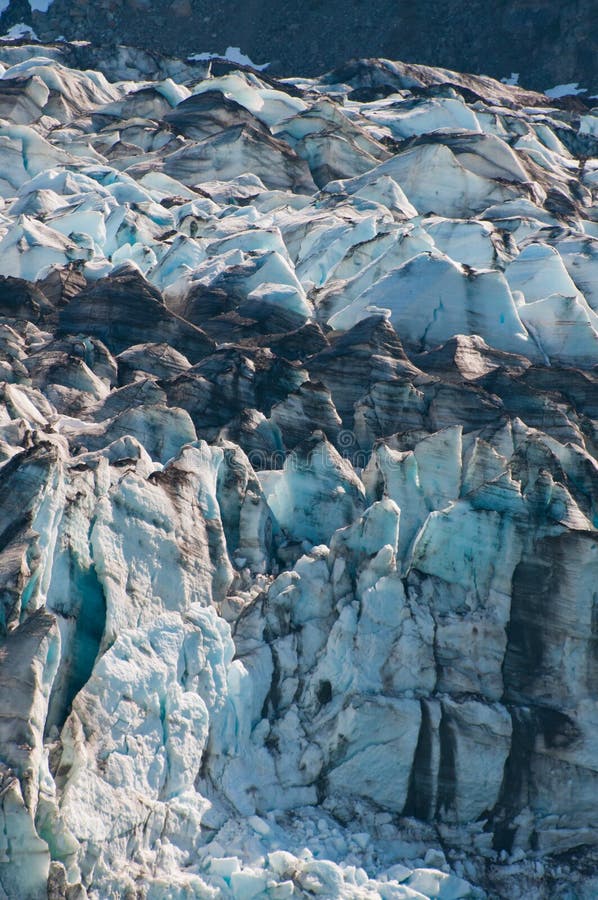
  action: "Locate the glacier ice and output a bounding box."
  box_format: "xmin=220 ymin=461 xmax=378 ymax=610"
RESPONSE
xmin=0 ymin=41 xmax=596 ymax=900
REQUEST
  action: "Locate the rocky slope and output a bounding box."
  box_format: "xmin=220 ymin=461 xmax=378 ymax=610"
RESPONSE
xmin=0 ymin=42 xmax=597 ymax=899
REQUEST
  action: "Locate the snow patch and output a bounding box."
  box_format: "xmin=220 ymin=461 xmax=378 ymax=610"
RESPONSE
xmin=544 ymin=82 xmax=587 ymax=98
xmin=188 ymin=45 xmax=270 ymax=71
xmin=0 ymin=22 xmax=39 ymax=40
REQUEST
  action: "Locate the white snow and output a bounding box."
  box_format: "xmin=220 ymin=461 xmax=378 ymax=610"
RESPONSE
xmin=188 ymin=45 xmax=270 ymax=71
xmin=544 ymin=82 xmax=587 ymax=98
xmin=0 ymin=22 xmax=39 ymax=40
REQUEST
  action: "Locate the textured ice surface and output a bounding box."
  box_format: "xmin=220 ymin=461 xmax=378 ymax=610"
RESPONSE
xmin=0 ymin=43 xmax=596 ymax=900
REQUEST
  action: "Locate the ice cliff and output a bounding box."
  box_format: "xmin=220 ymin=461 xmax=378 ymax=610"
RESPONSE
xmin=0 ymin=42 xmax=597 ymax=900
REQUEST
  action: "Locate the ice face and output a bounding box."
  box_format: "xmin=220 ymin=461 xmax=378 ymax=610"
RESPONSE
xmin=328 ymin=251 xmax=538 ymax=361
xmin=0 ymin=42 xmax=596 ymax=900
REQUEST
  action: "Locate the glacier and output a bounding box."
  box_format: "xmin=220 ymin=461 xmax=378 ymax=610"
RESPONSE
xmin=0 ymin=42 xmax=596 ymax=900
